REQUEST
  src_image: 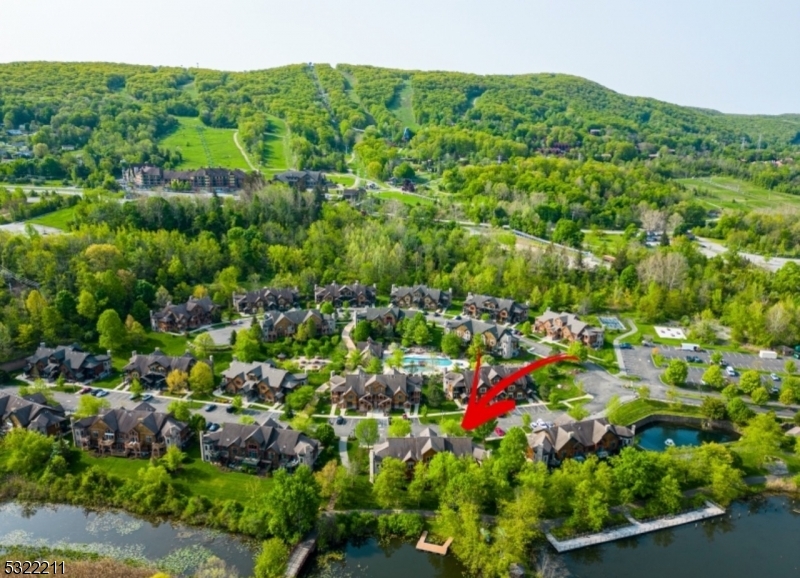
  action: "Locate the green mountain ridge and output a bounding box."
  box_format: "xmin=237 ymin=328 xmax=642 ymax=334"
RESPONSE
xmin=0 ymin=61 xmax=797 ymax=187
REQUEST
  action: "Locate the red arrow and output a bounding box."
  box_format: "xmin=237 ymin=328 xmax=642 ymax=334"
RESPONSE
xmin=460 ymin=351 xmax=579 ymax=431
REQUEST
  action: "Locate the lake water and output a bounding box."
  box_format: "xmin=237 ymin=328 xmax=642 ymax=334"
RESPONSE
xmin=303 ymin=497 xmax=800 ymax=578
xmin=302 ymin=538 xmax=467 ymax=578
xmin=563 ymin=496 xmax=800 ymax=578
xmin=0 ymin=503 xmax=257 ymax=577
xmin=636 ymin=423 xmax=738 ymax=451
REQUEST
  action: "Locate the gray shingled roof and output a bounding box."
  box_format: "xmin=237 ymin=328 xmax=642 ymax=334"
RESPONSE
xmin=203 ymin=422 xmax=319 ymax=456
xmin=221 ymin=360 xmax=296 ymax=391
xmin=526 ymin=418 xmax=633 ymax=452
xmin=0 ymin=392 xmax=65 ymax=431
xmin=27 ymin=344 xmax=109 ymax=371
xmin=73 ymin=408 xmax=188 ymax=438
xmin=330 ymin=368 xmax=422 ymax=398
xmin=373 ymin=427 xmax=486 ymax=462
xmin=152 ymin=297 xmax=216 ymax=323
xmin=363 ymin=306 xmax=405 ymax=323
xmin=123 ymin=349 xmax=199 ymax=375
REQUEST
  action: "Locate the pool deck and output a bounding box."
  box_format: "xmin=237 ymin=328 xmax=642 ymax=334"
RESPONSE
xmin=546 ymin=501 xmax=726 ymax=552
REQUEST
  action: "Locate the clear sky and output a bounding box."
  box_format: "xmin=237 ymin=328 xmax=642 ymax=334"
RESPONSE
xmin=2 ymin=0 xmax=798 ymax=115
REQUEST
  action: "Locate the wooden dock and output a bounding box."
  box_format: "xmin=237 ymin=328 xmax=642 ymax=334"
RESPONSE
xmin=416 ymin=531 xmax=453 ymax=555
xmin=285 ymin=533 xmax=317 ymax=577
xmin=546 ymin=501 xmax=726 ymax=553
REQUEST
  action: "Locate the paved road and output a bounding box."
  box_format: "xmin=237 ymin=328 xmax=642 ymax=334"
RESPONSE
xmin=696 ymin=237 xmax=800 ymax=273
xmin=0 ymin=222 xmax=63 ymax=235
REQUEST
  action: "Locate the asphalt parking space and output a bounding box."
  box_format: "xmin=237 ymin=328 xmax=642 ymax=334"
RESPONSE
xmin=657 ymin=346 xmax=786 ymax=373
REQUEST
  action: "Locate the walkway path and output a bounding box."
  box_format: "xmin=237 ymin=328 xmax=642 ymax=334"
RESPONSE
xmin=285 ymin=533 xmax=317 ymax=577
xmin=341 ymin=320 xmax=356 ymax=352
xmin=233 ymin=131 xmax=258 ymax=171
xmin=546 ymin=501 xmax=725 ymax=553
xmin=338 ymin=437 xmax=350 ymax=469
xmin=613 ymin=318 xmax=639 ymax=375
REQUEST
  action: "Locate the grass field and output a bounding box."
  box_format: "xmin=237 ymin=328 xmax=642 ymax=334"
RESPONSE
xmin=374 ymin=191 xmax=434 ymax=206
xmin=161 ymin=117 xmax=249 ymax=170
xmin=328 ymin=174 xmax=356 ymax=187
xmin=74 ymin=444 xmax=272 ymax=502
xmin=388 ymin=81 xmax=417 ymax=129
xmin=611 ymin=398 xmax=702 ymax=426
xmin=263 ymin=114 xmax=290 ymax=170
xmin=582 ymin=230 xmax=627 ymax=256
xmin=28 ymin=206 xmax=77 ymax=230
xmin=678 ymin=176 xmax=800 ymax=212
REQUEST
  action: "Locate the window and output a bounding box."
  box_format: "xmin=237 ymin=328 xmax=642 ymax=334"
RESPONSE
xmin=104 ymin=432 xmax=115 ymax=440
xmin=91 ymin=430 xmax=99 ymax=439
xmin=145 ymin=436 xmax=152 ymax=443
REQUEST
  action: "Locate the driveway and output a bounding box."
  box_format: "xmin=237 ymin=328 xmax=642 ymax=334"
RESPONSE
xmin=202 ymin=317 xmax=254 ymax=346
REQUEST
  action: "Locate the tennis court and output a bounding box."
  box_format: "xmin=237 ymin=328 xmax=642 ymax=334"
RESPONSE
xmin=598 ymin=316 xmax=625 ymax=331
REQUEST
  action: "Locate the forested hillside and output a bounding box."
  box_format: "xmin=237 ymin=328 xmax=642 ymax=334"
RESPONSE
xmin=1 ymin=61 xmax=798 ymax=194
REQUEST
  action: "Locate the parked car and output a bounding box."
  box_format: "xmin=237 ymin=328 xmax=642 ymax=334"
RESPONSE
xmin=207 ymin=423 xmax=220 ymax=432
xmin=141 ymin=394 xmax=153 ymax=402
xmin=335 ymin=416 xmax=345 ymax=425
xmin=95 ymin=389 xmax=109 ymax=398
xmin=225 ymin=405 xmax=235 ymax=414
xmin=129 ymin=393 xmax=139 ymax=401
xmin=770 ymin=386 xmax=781 ymax=395
xmin=725 ymin=366 xmax=737 ymax=377
xmin=79 ymin=386 xmax=92 ymax=395
xmin=454 ymin=315 xmax=462 ymax=320
xmin=686 ymin=355 xmax=702 ymax=363
xmin=494 ymin=427 xmax=506 ymax=437
xmin=204 ymin=404 xmax=217 ymax=412
xmin=432 ymin=312 xmax=440 ymax=317
xmin=618 ymin=342 xmax=633 ymax=350
xmin=770 ymin=373 xmax=781 ymax=382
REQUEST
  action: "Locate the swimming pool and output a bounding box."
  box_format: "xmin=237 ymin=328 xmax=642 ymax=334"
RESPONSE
xmin=400 ymin=355 xmax=466 ymax=373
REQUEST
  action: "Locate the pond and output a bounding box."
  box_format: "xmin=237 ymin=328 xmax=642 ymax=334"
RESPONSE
xmin=0 ymin=503 xmax=257 ymax=577
xmin=635 ymin=423 xmax=738 ymax=451
xmin=302 ymin=538 xmax=467 ymax=578
xmin=562 ymin=496 xmax=800 ymax=577
xmin=303 ymin=497 xmax=800 ymax=578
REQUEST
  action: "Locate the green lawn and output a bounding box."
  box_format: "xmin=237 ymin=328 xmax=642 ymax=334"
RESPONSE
xmin=74 ymin=444 xmax=272 ymax=502
xmin=611 ymin=399 xmax=703 ymax=426
xmin=388 ymin=81 xmax=418 ymax=130
xmin=28 ymin=206 xmax=77 ymax=230
xmin=328 ymin=174 xmax=356 ymax=187
xmin=161 ymin=117 xmax=250 ymax=170
xmin=263 ymin=114 xmax=290 ymax=170
xmin=373 ymin=191 xmax=434 ymax=206
xmin=677 ymin=176 xmax=800 ymax=212
xmin=583 ymin=230 xmax=627 ymax=256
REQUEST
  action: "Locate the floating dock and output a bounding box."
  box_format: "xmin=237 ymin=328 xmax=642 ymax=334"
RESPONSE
xmin=416 ymin=531 xmax=453 ymax=555
xmin=546 ymin=501 xmax=726 ymax=553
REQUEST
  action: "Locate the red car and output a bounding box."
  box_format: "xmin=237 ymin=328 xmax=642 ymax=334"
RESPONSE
xmin=79 ymin=386 xmax=92 ymax=395
xmin=494 ymin=427 xmax=506 ymax=437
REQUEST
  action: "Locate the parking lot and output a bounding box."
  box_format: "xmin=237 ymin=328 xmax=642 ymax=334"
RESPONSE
xmin=657 ymin=346 xmax=787 ymax=373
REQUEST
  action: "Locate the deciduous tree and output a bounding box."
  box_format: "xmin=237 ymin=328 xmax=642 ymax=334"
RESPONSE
xmin=96 ymin=309 xmax=125 ymax=352
xmin=355 ymin=418 xmax=379 ymax=449
xmin=189 ymin=362 xmax=214 ymax=396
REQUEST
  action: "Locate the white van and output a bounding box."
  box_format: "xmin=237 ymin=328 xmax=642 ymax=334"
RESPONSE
xmin=681 ymin=343 xmax=700 ymax=352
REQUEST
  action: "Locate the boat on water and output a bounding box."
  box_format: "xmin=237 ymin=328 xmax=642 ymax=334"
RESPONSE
xmin=664 ymin=438 xmax=676 ymax=447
